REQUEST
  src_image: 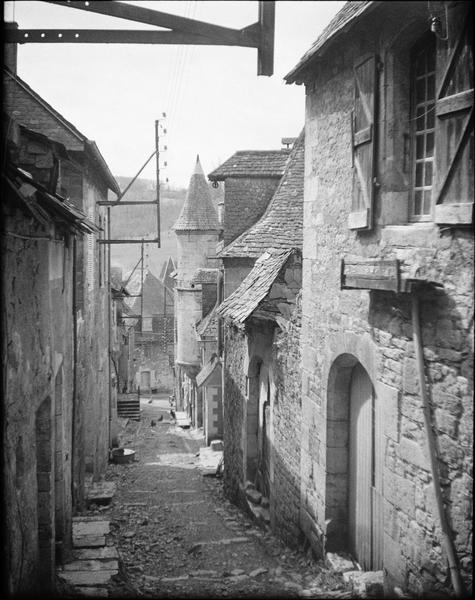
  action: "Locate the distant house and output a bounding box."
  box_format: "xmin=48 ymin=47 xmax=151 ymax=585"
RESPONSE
xmin=215 ymin=133 xmax=304 ymax=539
xmin=3 ymin=57 xmax=120 ymax=596
xmin=124 ymin=268 xmax=174 ymax=393
xmin=285 ymin=1 xmax=473 ymax=596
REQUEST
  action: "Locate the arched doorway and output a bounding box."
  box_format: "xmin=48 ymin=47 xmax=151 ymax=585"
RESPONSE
xmin=326 ymin=355 xmax=382 ymax=570
xmin=246 ymin=357 xmax=261 ymax=483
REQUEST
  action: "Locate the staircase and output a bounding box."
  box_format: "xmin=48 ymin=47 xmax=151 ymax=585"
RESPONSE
xmin=117 ymin=394 xmax=141 ymax=420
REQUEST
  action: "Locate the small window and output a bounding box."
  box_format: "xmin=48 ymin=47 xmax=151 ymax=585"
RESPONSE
xmin=409 ymin=34 xmax=436 ymax=221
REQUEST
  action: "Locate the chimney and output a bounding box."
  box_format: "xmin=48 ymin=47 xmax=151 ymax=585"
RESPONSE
xmin=4 ymin=23 xmax=18 ymax=74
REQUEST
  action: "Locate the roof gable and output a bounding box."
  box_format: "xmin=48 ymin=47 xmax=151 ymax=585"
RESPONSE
xmin=285 ymin=1 xmax=374 ymax=84
xmin=3 ymin=68 xmax=120 ymax=195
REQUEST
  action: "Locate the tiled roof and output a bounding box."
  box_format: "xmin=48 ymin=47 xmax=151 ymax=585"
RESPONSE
xmin=196 ymin=306 xmax=218 ymax=339
xmin=219 ymin=130 xmax=304 ymax=259
xmin=173 ymin=156 xmax=220 ymax=231
xmin=208 ymin=150 xmax=290 ymax=181
xmin=285 ymin=1 xmax=374 ymax=84
xmin=192 ymin=268 xmax=219 ymax=284
xmin=217 ymin=248 xmax=293 ymax=323
xmin=196 ymin=354 xmax=221 ymax=388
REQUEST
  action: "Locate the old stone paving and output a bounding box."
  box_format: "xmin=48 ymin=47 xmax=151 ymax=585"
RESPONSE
xmin=64 ymin=398 xmax=354 ymax=598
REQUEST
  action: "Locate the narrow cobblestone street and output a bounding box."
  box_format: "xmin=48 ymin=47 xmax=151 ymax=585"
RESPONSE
xmin=80 ymin=398 xmax=352 ymax=598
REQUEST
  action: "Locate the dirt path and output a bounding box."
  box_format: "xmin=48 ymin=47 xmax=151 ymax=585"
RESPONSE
xmin=93 ymin=400 xmax=351 ymax=598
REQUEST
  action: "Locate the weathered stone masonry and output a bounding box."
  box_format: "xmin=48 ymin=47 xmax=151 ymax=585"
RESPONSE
xmin=288 ymin=2 xmax=473 ymax=595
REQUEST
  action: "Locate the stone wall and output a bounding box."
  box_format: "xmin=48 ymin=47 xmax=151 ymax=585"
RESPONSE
xmin=271 ymin=292 xmax=303 ymax=547
xmin=299 ymin=4 xmax=473 ymax=595
xmin=79 ymin=172 xmax=111 ymax=482
xmin=223 ymin=323 xmax=247 ymax=503
xmin=223 ymin=177 xmax=281 ymax=246
xmin=222 ymin=258 xmax=254 ymax=299
xmin=2 ymin=206 xmax=74 ymax=595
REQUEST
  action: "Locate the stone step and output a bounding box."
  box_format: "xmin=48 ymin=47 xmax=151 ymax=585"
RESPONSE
xmin=246 ymin=488 xmax=262 ymax=505
xmin=75 ymin=587 xmax=108 ymax=598
xmin=73 ymin=535 xmax=106 ymax=548
xmin=73 ymin=546 xmax=118 ymax=560
xmin=58 ymin=569 xmax=117 ymax=587
xmin=63 ymin=559 xmax=119 ymax=572
xmin=86 ymin=481 xmax=116 ymax=505
xmin=73 ymin=520 xmax=110 ymax=537
xmin=342 ymin=570 xmax=384 ymax=598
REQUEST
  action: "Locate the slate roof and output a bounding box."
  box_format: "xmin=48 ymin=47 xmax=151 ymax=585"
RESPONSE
xmin=192 ymin=268 xmax=219 ymax=284
xmin=208 ymin=150 xmax=290 ymax=181
xmin=173 ymin=156 xmax=220 ymax=231
xmin=217 ymin=248 xmax=294 ymax=323
xmin=196 ymin=306 xmax=218 ymax=339
xmin=219 ymin=130 xmax=304 ymax=259
xmin=285 ymin=1 xmax=374 ymax=84
xmin=3 ymin=67 xmax=120 ymax=195
xmin=196 ymin=354 xmax=221 ymax=388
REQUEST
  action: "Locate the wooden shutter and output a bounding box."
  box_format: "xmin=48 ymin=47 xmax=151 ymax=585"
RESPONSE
xmin=434 ymin=3 xmax=473 ymax=225
xmin=349 ymin=54 xmax=378 ymax=230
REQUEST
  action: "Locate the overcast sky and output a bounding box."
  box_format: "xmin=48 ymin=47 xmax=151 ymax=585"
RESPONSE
xmin=4 ymin=1 xmax=344 ymax=188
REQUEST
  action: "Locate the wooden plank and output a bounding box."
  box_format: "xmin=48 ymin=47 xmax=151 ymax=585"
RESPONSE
xmin=436 ymin=89 xmax=474 ymax=116
xmin=44 ymin=1 xmax=259 ymax=46
xmin=353 ymin=125 xmax=372 ymax=147
xmin=435 ymin=107 xmax=473 ymax=205
xmin=343 ymin=276 xmax=398 ymax=292
xmin=348 ymin=208 xmax=369 ymax=230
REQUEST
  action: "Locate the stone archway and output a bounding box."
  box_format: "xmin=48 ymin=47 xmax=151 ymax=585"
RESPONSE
xmin=325 ymin=353 xmax=358 ymax=552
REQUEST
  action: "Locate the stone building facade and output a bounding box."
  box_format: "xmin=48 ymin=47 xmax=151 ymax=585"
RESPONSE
xmin=1 ymin=119 xmax=104 ymax=596
xmin=215 ymin=134 xmax=305 ymax=543
xmin=285 ymin=1 xmax=473 ymax=596
xmin=3 ymin=62 xmax=120 ymax=596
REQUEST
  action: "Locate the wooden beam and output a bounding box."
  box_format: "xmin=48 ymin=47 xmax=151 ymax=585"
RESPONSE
xmin=43 ymin=0 xmax=259 ymax=46
xmin=257 ymin=1 xmax=275 ymax=76
xmin=7 ymin=28 xmax=247 ymax=46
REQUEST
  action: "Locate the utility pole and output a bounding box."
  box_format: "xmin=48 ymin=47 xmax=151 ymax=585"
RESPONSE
xmin=140 ymin=240 xmax=144 ymax=333
xmin=155 ymin=119 xmax=161 ymax=248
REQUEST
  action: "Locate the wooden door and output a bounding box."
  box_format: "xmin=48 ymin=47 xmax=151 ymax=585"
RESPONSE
xmin=349 ymin=363 xmax=382 ymax=570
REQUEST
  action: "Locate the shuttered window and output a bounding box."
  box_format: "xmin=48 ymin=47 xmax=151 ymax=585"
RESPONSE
xmin=433 ymin=3 xmax=473 ymax=225
xmin=349 ymin=54 xmax=378 ymax=230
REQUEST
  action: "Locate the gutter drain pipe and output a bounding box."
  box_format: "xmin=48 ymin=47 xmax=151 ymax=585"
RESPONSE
xmin=411 ymin=292 xmax=464 ymax=598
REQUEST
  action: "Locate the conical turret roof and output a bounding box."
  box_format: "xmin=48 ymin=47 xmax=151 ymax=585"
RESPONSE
xmin=173 ymin=156 xmax=219 ymax=231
